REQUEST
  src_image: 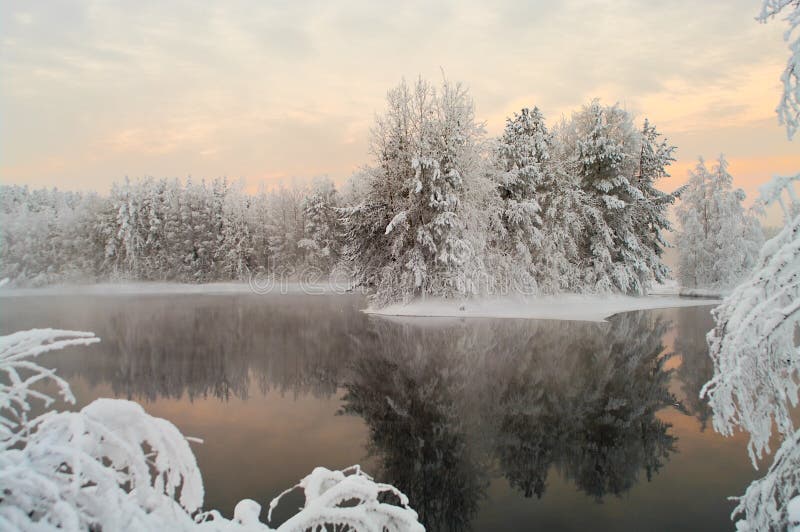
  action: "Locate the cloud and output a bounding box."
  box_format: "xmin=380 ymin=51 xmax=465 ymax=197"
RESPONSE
xmin=0 ymin=0 xmax=795 ymax=193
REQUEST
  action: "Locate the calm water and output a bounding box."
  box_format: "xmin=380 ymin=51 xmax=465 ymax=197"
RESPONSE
xmin=0 ymin=293 xmax=760 ymax=531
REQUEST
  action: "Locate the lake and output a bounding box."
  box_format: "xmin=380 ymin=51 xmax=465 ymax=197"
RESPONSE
xmin=0 ymin=293 xmax=760 ymax=531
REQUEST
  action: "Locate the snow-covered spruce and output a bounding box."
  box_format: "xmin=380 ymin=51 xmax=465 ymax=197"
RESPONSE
xmin=0 ymin=329 xmax=423 ymax=531
xmin=557 ymin=101 xmax=680 ymax=295
xmin=1 ymin=78 xmax=682 ymax=304
xmin=0 ymin=177 xmax=344 ymax=286
xmin=342 ymin=77 xmax=489 ymax=306
xmin=701 ymin=174 xmax=800 ymax=530
xmin=675 ymin=156 xmax=763 ymax=292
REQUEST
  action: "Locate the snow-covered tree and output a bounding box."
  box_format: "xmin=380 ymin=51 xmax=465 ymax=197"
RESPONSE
xmin=631 ymin=119 xmax=680 ymax=286
xmin=700 ymin=174 xmax=800 ymax=530
xmin=0 ymin=187 xmax=104 ymax=285
xmin=567 ymin=101 xmax=638 ymax=293
xmin=559 ymin=101 xmax=679 ymax=294
xmin=675 ymin=156 xmax=764 ymax=291
xmin=344 ymin=77 xmax=490 ymax=305
xmin=527 ymin=143 xmax=590 ymax=293
xmin=298 ymin=177 xmax=344 ymax=273
xmin=759 ymin=0 xmax=800 ymax=139
xmin=491 ymin=107 xmax=548 ymax=293
xmin=217 ymin=181 xmax=254 ymax=279
xmin=265 ymin=184 xmax=307 ymax=275
xmin=0 ymin=328 xmax=424 ymax=531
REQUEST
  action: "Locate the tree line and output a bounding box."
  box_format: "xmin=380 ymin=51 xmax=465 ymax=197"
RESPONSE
xmin=0 ymin=176 xmax=343 ymax=285
xmin=0 ymin=77 xmax=763 ymax=302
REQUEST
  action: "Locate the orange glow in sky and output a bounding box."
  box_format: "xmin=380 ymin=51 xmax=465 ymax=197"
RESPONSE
xmin=1 ymin=0 xmax=797 ymax=211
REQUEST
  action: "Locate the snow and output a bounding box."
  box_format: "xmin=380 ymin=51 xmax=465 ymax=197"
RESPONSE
xmin=1 ymin=328 xmax=424 ymax=531
xmin=0 ymin=281 xmax=354 ymax=297
xmin=701 ymin=173 xmax=800 ymax=530
xmin=674 ymin=156 xmax=763 ymax=292
xmin=789 ymin=496 xmax=800 ymax=532
xmin=648 ymin=279 xmax=679 ymax=295
xmin=678 ymin=287 xmax=729 ymax=298
xmin=364 ymin=293 xmax=719 ymax=322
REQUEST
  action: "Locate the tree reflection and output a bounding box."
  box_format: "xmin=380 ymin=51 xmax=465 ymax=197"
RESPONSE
xmin=488 ymin=312 xmax=676 ymax=501
xmin=35 ymin=295 xmax=361 ymax=401
xmin=15 ymin=295 xmax=692 ymax=530
xmin=341 ymin=323 xmax=489 ymax=532
xmin=342 ymin=312 xmax=678 ymax=530
xmin=672 ymin=306 xmax=716 ymax=430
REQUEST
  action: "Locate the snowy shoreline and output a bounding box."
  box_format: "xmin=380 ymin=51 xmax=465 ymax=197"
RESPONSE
xmin=364 ymin=294 xmax=720 ymax=323
xmin=0 ymin=282 xmax=720 ymax=322
xmin=0 ymin=281 xmax=355 ymax=297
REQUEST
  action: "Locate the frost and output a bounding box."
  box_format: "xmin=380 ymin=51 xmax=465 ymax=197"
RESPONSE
xmin=701 ymin=174 xmax=800 ymax=530
xmin=0 ymin=329 xmax=424 ymax=531
xmin=675 ymin=156 xmax=763 ymax=291
xmin=385 ymin=210 xmax=408 ymax=235
xmin=700 ymin=177 xmax=799 ymax=464
xmin=759 ymin=0 xmax=800 ymax=138
xmin=732 ymin=429 xmax=800 ymax=532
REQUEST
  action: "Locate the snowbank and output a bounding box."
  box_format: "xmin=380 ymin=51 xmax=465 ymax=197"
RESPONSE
xmin=364 ymin=294 xmax=720 ymax=323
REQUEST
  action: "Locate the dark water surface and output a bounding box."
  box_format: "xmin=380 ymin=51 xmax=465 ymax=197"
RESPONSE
xmin=0 ymin=294 xmax=759 ymax=531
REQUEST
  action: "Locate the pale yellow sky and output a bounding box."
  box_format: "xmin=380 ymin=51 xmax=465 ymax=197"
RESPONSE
xmin=1 ymin=0 xmax=798 ymax=210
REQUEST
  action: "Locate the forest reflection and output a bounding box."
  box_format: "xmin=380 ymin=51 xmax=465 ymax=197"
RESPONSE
xmin=342 ymin=313 xmax=679 ymax=530
xmin=5 ymin=296 xmax=717 ymax=531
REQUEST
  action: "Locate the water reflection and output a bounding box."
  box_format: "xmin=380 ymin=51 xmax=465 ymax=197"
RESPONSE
xmin=16 ymin=295 xmax=361 ymax=401
xmin=672 ymin=306 xmax=716 ymax=430
xmin=341 ymin=314 xmax=678 ymax=529
xmin=491 ymin=313 xmax=676 ymax=502
xmin=1 ymin=296 xmax=739 ymax=530
xmin=342 ymin=324 xmax=490 ymax=531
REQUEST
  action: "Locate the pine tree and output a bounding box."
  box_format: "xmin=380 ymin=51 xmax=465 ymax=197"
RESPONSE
xmin=533 ymin=159 xmax=590 ymax=293
xmin=492 ymin=107 xmax=548 ymax=293
xmin=676 ymin=156 xmax=764 ymax=290
xmin=631 ymin=119 xmax=680 ymax=287
xmin=217 ymin=180 xmax=253 ymax=279
xmin=567 ymin=101 xmax=642 ymax=293
xmin=299 ymin=177 xmax=343 ymax=273
xmin=344 ymin=77 xmax=488 ymax=305
xmin=561 ymin=102 xmax=679 ymax=294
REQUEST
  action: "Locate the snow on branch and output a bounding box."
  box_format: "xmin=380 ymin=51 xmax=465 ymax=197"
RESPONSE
xmin=758 ymin=173 xmax=800 ymax=220
xmin=758 ymin=0 xmax=800 ymax=138
xmin=0 ymin=329 xmax=424 ymax=531
xmin=701 ymin=174 xmax=800 ymax=529
xmin=0 ymin=328 xmax=99 ymax=448
xmin=700 ymin=205 xmax=800 ymax=464
xmin=386 ymin=210 xmax=408 ymax=235
xmin=732 ymin=428 xmax=800 ymax=531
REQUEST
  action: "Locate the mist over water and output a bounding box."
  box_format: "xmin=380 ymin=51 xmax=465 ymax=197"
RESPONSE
xmin=1 ymin=295 xmax=758 ymax=531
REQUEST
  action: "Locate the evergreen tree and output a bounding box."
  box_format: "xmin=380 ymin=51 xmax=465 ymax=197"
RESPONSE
xmin=568 ymin=101 xmax=643 ymax=293
xmin=299 ymin=177 xmax=343 ymax=273
xmin=344 ymin=77 xmax=488 ymax=305
xmin=560 ymin=102 xmax=680 ymax=294
xmin=631 ymin=119 xmax=680 ymax=286
xmin=675 ymin=156 xmax=763 ymax=290
xmin=492 ymin=107 xmax=548 ymax=293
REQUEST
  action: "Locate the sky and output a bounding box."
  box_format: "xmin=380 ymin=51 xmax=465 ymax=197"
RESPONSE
xmin=1 ymin=0 xmax=798 ymax=213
